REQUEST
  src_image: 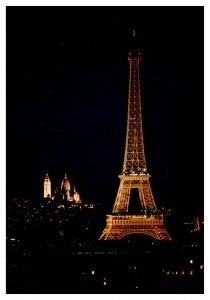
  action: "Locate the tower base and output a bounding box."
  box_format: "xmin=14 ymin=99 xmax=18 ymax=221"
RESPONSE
xmin=99 ymin=214 xmax=172 ymax=240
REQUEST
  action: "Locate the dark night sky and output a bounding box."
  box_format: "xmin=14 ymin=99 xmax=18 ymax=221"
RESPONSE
xmin=7 ymin=7 xmax=203 ymax=217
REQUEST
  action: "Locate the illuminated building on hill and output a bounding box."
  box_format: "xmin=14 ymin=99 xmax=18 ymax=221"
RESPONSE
xmin=44 ymin=172 xmax=51 ymax=198
xmin=61 ymin=173 xmax=71 ymax=200
xmin=44 ymin=172 xmax=82 ymax=204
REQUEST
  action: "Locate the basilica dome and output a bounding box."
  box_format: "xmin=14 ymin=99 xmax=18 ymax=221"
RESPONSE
xmin=61 ymin=173 xmax=71 ymax=191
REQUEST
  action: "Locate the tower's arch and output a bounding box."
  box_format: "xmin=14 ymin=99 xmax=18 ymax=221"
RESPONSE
xmin=118 ymin=230 xmax=161 ymax=241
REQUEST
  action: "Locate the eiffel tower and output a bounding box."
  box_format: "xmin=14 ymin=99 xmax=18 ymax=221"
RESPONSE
xmin=99 ymin=31 xmax=171 ymax=241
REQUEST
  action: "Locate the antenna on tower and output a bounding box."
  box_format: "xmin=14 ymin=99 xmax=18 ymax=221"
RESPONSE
xmin=133 ymin=29 xmax=136 ymax=37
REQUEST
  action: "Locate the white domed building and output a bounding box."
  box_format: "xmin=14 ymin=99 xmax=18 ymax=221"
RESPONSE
xmin=61 ymin=173 xmax=71 ymax=200
xmin=43 ymin=172 xmax=82 ymax=203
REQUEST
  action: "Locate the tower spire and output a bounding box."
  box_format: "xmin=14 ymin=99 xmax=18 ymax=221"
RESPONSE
xmin=133 ymin=29 xmax=136 ymax=37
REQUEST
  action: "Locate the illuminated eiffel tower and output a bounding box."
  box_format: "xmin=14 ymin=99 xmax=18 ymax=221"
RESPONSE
xmin=99 ymin=31 xmax=171 ymax=241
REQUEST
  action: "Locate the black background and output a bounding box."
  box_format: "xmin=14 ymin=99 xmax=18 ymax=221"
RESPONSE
xmin=7 ymin=6 xmax=203 ymax=217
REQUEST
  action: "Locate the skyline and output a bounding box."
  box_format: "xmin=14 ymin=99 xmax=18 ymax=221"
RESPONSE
xmin=7 ymin=7 xmax=203 ymax=217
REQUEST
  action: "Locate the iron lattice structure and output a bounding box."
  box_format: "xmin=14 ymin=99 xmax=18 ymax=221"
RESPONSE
xmin=99 ymin=32 xmax=171 ymax=241
xmin=123 ymin=56 xmax=146 ymax=174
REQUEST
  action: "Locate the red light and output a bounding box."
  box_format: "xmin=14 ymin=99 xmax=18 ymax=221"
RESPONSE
xmin=129 ymin=52 xmax=131 ymax=55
